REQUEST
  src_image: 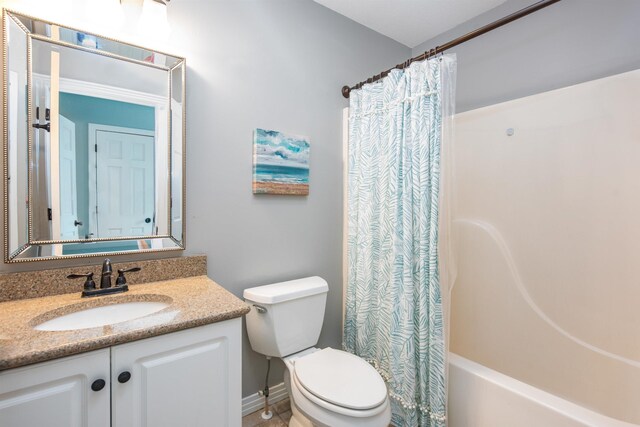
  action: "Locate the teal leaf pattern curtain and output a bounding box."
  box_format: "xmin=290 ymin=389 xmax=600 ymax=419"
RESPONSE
xmin=344 ymin=55 xmax=456 ymax=427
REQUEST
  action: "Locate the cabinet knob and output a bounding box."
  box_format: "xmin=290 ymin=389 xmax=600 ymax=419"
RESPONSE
xmin=118 ymin=371 xmax=132 ymax=383
xmin=91 ymin=379 xmax=106 ymax=391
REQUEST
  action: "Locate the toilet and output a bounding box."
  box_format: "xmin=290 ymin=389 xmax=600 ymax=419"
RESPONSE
xmin=244 ymin=277 xmax=391 ymax=427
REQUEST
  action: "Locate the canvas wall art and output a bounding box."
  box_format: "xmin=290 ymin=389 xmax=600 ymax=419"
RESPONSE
xmin=253 ymin=128 xmax=310 ymax=195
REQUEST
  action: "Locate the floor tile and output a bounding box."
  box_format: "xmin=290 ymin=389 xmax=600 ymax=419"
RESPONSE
xmin=279 ymin=410 xmax=292 ymax=423
xmin=242 ymin=410 xmax=271 ymax=427
xmin=259 ymin=417 xmax=288 ymax=427
xmin=243 ymin=408 xmax=289 ymax=427
xmin=271 ymin=399 xmax=291 ymax=415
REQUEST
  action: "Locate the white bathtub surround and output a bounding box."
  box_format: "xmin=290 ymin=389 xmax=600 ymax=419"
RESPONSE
xmin=448 ymin=354 xmax=637 ymax=427
xmin=343 ymin=54 xmax=457 ymax=426
xmin=452 ymin=69 xmax=640 ymax=424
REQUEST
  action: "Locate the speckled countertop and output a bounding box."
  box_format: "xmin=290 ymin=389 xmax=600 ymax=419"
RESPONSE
xmin=0 ymin=275 xmax=250 ymax=371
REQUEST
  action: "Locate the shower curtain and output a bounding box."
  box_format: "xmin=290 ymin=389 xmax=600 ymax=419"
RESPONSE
xmin=344 ymin=54 xmax=456 ymax=427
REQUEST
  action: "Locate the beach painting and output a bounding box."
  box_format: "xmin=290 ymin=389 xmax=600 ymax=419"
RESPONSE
xmin=253 ymin=128 xmax=310 ymax=195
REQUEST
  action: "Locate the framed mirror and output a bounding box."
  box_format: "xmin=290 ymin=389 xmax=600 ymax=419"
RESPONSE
xmin=2 ymin=10 xmax=185 ymax=262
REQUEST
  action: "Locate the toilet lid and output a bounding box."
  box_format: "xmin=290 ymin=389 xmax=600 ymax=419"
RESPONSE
xmin=293 ymin=348 xmax=387 ymax=410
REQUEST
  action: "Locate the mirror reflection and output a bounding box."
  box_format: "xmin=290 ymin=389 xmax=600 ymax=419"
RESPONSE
xmin=30 ymin=38 xmax=168 ymax=242
xmin=3 ymin=10 xmax=185 ymax=261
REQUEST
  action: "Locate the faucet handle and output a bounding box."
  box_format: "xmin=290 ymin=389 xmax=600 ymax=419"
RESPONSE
xmin=67 ymin=272 xmax=96 ymax=291
xmin=116 ymin=267 xmax=141 ymax=286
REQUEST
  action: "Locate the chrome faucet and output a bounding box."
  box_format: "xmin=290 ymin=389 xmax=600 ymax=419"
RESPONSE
xmin=100 ymin=258 xmax=113 ymax=289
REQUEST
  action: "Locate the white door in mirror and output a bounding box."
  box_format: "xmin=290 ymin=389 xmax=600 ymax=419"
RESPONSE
xmin=95 ymin=129 xmax=155 ymax=238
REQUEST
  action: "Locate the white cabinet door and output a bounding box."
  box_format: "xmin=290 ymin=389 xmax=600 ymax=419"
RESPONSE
xmin=0 ymin=349 xmax=110 ymax=427
xmin=111 ymin=318 xmax=242 ymax=427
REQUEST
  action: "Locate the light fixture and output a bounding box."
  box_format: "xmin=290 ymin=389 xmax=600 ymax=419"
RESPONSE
xmin=137 ymin=0 xmax=171 ymax=42
xmin=88 ymin=0 xmax=125 ymax=34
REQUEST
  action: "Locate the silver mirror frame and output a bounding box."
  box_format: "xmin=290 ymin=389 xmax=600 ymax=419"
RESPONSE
xmin=2 ymin=9 xmax=186 ymax=262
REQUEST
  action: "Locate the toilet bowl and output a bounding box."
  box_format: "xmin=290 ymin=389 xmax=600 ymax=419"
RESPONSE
xmin=283 ymin=348 xmax=391 ymax=427
xmin=243 ymin=277 xmax=391 ymax=427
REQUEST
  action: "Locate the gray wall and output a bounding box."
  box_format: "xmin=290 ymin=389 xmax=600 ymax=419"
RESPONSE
xmin=0 ymin=0 xmax=408 ymax=398
xmin=412 ymin=0 xmax=640 ymax=113
xmin=168 ymin=0 xmax=408 ymax=397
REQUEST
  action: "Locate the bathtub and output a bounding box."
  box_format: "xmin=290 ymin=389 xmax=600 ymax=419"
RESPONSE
xmin=448 ymin=354 xmax=637 ymax=427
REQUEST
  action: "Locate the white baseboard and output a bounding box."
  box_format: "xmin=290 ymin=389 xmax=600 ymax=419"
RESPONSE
xmin=242 ymin=382 xmax=289 ymax=417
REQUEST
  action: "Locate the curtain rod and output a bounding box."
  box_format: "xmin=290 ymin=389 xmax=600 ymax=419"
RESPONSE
xmin=341 ymin=0 xmax=562 ymax=98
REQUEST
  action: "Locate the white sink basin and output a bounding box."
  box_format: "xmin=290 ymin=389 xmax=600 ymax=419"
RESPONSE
xmin=34 ymin=301 xmax=169 ymax=331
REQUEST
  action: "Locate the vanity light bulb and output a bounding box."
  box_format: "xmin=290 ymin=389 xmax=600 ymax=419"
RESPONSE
xmin=88 ymin=0 xmax=125 ymax=34
xmin=137 ymin=0 xmax=171 ymax=44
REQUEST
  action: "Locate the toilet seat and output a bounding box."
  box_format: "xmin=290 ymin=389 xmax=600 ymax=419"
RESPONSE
xmin=294 ymin=348 xmax=387 ymax=411
xmin=286 ymin=348 xmax=389 ymax=419
xmin=292 ymin=367 xmax=389 ymax=419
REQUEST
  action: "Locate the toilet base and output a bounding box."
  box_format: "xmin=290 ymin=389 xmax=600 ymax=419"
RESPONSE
xmin=285 ymin=368 xmax=315 ymax=427
xmin=288 ymin=407 xmax=314 ymax=427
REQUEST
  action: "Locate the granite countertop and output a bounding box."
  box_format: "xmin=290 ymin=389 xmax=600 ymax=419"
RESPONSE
xmin=0 ymin=275 xmax=250 ymax=371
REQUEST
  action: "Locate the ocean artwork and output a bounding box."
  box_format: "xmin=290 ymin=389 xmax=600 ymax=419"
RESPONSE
xmin=253 ymin=128 xmax=310 ymax=195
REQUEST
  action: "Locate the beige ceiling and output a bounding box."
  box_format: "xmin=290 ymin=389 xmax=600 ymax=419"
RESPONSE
xmin=313 ymin=0 xmax=509 ymax=48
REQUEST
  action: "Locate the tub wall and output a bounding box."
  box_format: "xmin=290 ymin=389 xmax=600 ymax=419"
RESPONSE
xmin=451 ymin=69 xmax=640 ymax=424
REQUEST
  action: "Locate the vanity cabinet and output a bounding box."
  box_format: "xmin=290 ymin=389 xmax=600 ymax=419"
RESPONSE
xmin=0 ymin=349 xmax=111 ymax=427
xmin=112 ymin=318 xmax=241 ymax=426
xmin=0 ymin=318 xmax=241 ymax=427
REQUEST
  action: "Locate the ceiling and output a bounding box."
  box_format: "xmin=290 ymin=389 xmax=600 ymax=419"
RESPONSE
xmin=313 ymin=0 xmax=509 ymax=48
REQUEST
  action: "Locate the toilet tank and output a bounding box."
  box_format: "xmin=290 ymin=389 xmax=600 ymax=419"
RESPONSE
xmin=244 ymin=277 xmax=328 ymax=358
